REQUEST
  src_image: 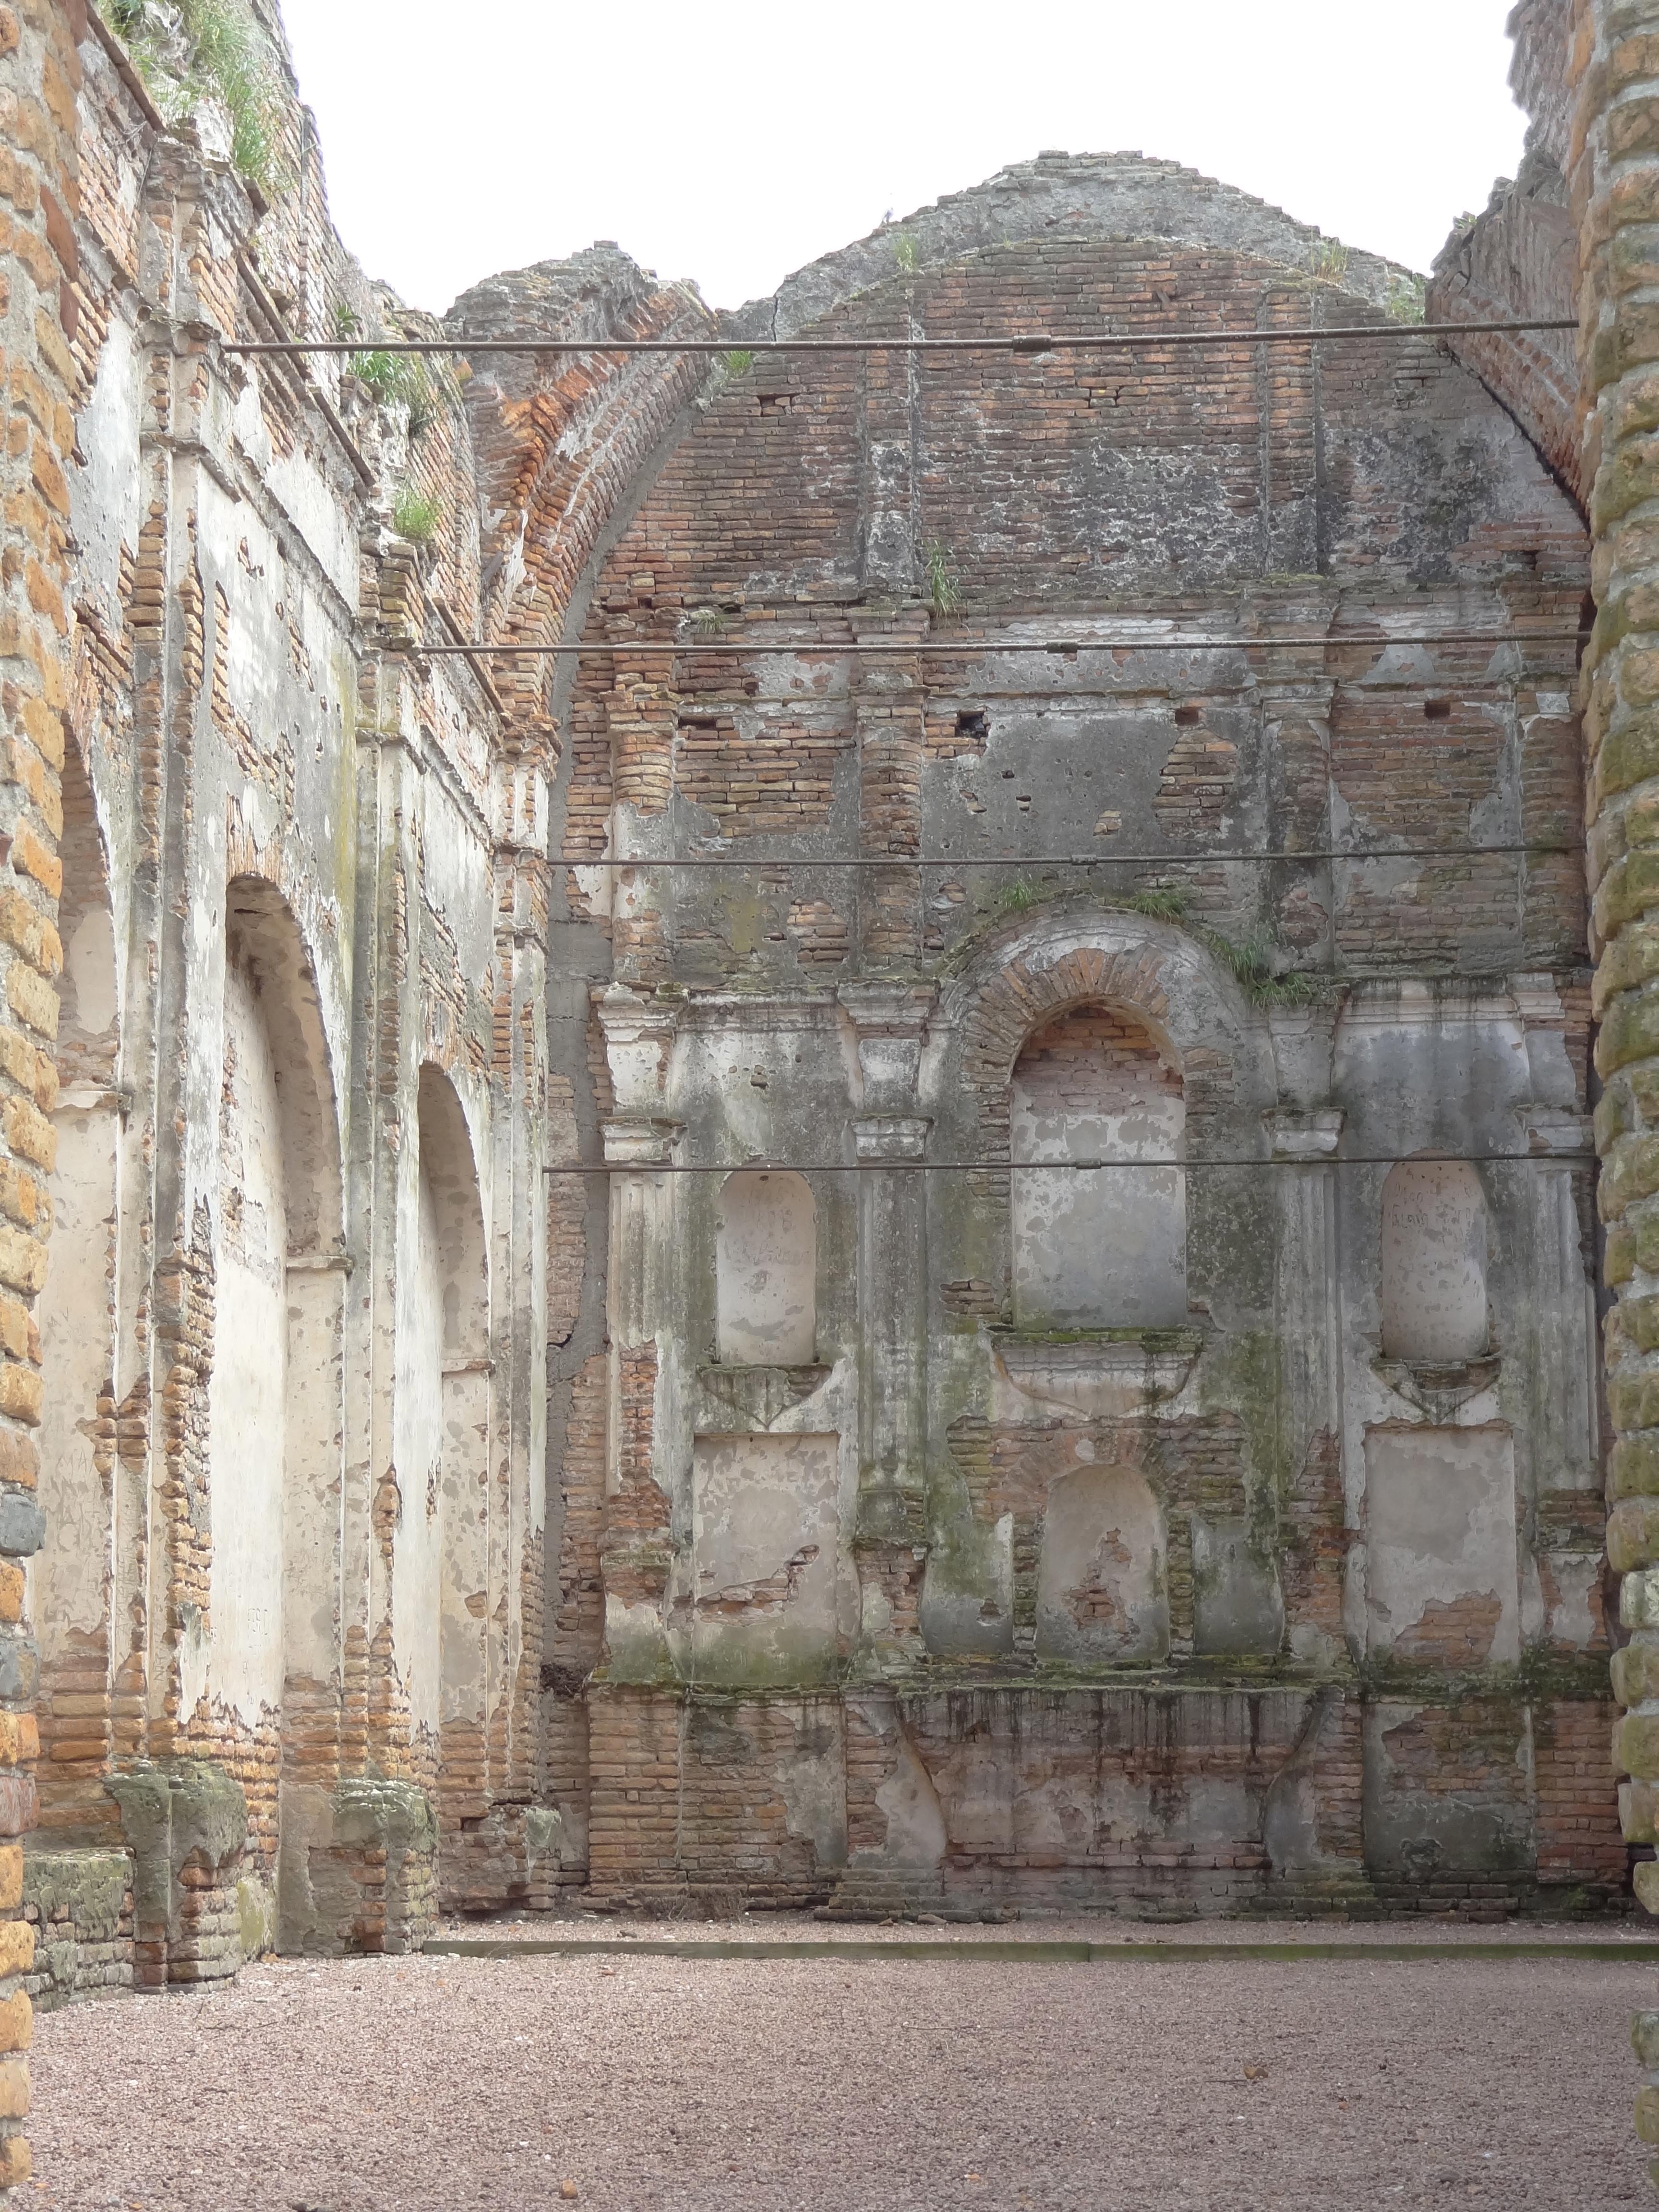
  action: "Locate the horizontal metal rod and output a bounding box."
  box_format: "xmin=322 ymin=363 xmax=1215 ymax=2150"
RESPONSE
xmin=414 ymin=629 xmax=1587 ymax=660
xmin=225 ymin=319 xmax=1578 ymax=359
xmin=553 ymin=1153 xmax=1593 ymax=1175
xmin=569 ymin=843 xmax=1575 ymax=870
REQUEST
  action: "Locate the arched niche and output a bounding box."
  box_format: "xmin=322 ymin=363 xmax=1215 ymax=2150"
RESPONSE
xmin=1379 ymin=1157 xmax=1488 ymax=1364
xmin=36 ymin=734 xmax=123 ymax=1837
xmin=214 ymin=878 xmax=345 ymax=1928
xmin=716 ymin=1169 xmax=817 ymax=1366
xmin=406 ymin=1066 xmax=492 ymax=1857
xmin=1011 ymin=1002 xmax=1186 ymax=1329
xmin=1035 ymin=1466 xmax=1169 ymax=1663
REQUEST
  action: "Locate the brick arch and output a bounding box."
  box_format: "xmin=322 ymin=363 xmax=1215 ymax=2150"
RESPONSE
xmin=947 ymin=916 xmax=1256 ymax=1167
xmin=223 ymin=871 xmax=344 ymax=1256
xmin=964 ymin=943 xmax=1178 ymax=1108
xmin=447 ymin=253 xmax=715 ymax=727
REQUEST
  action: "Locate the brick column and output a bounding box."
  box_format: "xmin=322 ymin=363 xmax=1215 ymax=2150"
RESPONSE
xmin=1576 ymin=0 xmax=1659 ymax=2177
xmin=0 ymin=0 xmax=86 ymax=2187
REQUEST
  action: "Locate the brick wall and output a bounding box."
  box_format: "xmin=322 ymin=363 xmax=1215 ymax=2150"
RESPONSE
xmin=1573 ymin=0 xmax=1659 ymax=2169
xmin=0 ymin=0 xmax=85 ymax=2183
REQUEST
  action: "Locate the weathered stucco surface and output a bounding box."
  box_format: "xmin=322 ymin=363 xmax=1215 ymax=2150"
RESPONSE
xmin=2 ymin=5 xmax=1651 ymax=2187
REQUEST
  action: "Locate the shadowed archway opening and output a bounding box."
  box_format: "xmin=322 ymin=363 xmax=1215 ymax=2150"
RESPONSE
xmin=408 ymin=1066 xmax=491 ymax=1897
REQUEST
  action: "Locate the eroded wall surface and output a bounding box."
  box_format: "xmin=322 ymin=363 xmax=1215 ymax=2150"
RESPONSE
xmin=17 ymin=0 xmax=555 ymax=2040
xmin=509 ymin=136 xmax=1619 ymax=1922
xmin=7 ymin=30 xmax=1638 ymax=2193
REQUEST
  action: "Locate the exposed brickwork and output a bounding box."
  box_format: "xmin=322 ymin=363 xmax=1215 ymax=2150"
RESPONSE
xmin=1535 ymin=1695 xmax=1629 ymax=1887
xmin=587 ymin=1688 xmax=842 ymax=1911
xmin=1573 ymin=0 xmax=1659 ymax=2167
xmin=1012 ymin=1004 xmax=1180 ymax=1113
xmin=0 ymin=0 xmax=86 ymax=2180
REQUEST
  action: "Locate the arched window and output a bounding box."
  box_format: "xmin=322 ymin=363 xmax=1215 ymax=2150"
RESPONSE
xmin=1035 ymin=1466 xmax=1169 ymax=1662
xmin=1011 ymin=1003 xmax=1186 ymax=1329
xmin=716 ymin=1170 xmax=817 ymax=1366
xmin=1379 ymin=1158 xmax=1488 ymax=1363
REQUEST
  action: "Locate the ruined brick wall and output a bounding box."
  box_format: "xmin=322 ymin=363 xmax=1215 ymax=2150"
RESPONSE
xmin=1429 ymin=1 xmax=1587 ymax=507
xmin=1572 ymin=0 xmax=1659 ymax=2169
xmin=525 ymin=146 xmax=1609 ymax=1926
xmin=0 ymin=0 xmax=86 ymax=2181
xmin=9 ymin=0 xmax=565 ymax=1997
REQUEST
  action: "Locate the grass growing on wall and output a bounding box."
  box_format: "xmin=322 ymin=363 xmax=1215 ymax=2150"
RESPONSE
xmin=350 ymin=350 xmax=438 ymax=438
xmin=392 ymin=489 xmax=441 ymax=545
xmin=109 ymin=0 xmax=285 ymax=196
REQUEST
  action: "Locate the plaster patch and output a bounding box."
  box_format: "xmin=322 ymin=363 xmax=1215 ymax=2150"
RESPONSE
xmin=1035 ymin=1466 xmax=1169 ymax=1662
xmin=1364 ymin=1426 xmax=1519 ymax=1665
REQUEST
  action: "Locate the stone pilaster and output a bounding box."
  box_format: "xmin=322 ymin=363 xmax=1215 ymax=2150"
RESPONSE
xmin=595 ymin=991 xmax=680 ymax=1681
xmin=840 ymin=986 xmax=932 ymax=1669
xmin=1266 ymin=1003 xmax=1347 ymax=1668
xmin=1575 ymin=0 xmax=1659 ymax=2176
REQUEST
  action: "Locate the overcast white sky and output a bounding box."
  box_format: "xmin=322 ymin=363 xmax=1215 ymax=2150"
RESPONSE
xmin=276 ymin=1 xmax=1530 ymax=317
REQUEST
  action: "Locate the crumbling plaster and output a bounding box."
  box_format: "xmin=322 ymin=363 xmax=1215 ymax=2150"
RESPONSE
xmin=1 ymin=7 xmax=1631 ymax=2097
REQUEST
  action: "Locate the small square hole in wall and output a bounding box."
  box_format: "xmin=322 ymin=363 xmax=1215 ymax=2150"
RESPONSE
xmin=1424 ymin=700 xmax=1452 ymax=722
xmin=956 ymin=709 xmax=987 ymax=741
xmin=758 ymin=391 xmax=793 ymax=417
xmin=1174 ymin=705 xmax=1202 ymax=727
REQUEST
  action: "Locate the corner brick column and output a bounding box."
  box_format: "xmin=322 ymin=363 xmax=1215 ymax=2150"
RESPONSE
xmin=1575 ymin=0 xmax=1659 ymax=2176
xmin=0 ymin=0 xmax=86 ymax=2188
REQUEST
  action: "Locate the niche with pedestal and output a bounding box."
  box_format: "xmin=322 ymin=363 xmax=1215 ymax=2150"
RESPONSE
xmin=716 ymin=1169 xmax=817 ymax=1365
xmin=1379 ymin=1158 xmax=1488 ymax=1365
xmin=1035 ymin=1465 xmax=1169 ymax=1662
xmin=1011 ymin=1003 xmax=1186 ymax=1329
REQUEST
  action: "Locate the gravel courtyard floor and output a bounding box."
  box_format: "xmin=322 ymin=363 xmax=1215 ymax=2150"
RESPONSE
xmin=24 ymin=1919 xmax=1659 ymax=2211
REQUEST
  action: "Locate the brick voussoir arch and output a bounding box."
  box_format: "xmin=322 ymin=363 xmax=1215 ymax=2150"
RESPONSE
xmin=946 ymin=910 xmax=1263 ymax=1157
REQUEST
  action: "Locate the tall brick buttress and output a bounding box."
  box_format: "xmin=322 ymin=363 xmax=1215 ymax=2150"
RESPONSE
xmin=0 ymin=0 xmax=86 ymax=2187
xmin=1575 ymin=0 xmax=1659 ymax=2179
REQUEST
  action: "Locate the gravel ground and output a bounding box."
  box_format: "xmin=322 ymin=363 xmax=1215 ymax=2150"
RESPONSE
xmin=26 ymin=1923 xmax=1659 ymax=2212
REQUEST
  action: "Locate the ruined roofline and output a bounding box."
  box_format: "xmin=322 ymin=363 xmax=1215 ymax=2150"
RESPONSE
xmin=444 ymin=149 xmax=1421 ymax=353
xmin=723 ymin=148 xmax=1422 ymax=345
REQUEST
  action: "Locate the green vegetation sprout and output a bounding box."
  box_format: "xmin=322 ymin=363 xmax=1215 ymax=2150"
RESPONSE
xmin=349 ymin=348 xmax=447 ymax=439
xmin=392 ymin=489 xmax=441 ymax=545
xmin=1385 ymin=274 xmax=1427 ymax=325
xmin=924 ymin=541 xmax=961 ymax=617
xmin=112 ymin=0 xmax=285 ymax=196
xmin=1126 ymin=888 xmax=1189 ymax=924
xmin=1202 ymin=926 xmax=1319 ymax=1007
xmin=1309 ymin=239 xmax=1351 ymax=284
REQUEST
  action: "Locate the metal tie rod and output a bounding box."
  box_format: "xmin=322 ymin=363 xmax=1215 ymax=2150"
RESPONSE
xmin=569 ymin=842 xmax=1575 ymax=870
xmin=416 ymin=629 xmax=1588 ymax=660
xmin=549 ymin=1152 xmax=1595 ymax=1175
xmin=225 ymin=319 xmax=1579 ymax=359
